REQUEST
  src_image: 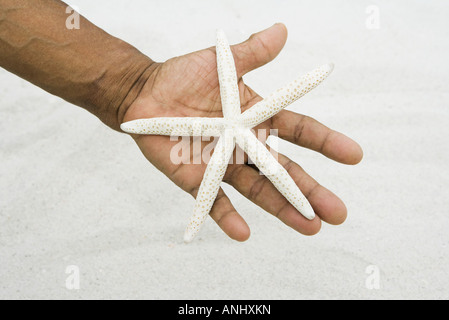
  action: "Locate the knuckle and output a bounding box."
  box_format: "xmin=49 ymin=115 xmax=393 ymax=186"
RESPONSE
xmin=248 ymin=175 xmax=266 ymax=201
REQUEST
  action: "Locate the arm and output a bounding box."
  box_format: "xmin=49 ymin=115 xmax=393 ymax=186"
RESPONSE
xmin=0 ymin=0 xmax=154 ymax=130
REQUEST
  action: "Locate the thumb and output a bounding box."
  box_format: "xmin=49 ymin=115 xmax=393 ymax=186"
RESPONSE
xmin=232 ymin=23 xmax=288 ymax=78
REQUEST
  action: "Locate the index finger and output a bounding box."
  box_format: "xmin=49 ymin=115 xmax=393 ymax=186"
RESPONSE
xmin=271 ymin=110 xmax=363 ymax=165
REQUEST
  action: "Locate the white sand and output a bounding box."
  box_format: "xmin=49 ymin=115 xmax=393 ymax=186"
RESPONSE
xmin=1 ymin=0 xmax=448 ymax=299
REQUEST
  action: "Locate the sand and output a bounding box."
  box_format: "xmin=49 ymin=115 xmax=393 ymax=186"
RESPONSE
xmin=1 ymin=0 xmax=448 ymax=299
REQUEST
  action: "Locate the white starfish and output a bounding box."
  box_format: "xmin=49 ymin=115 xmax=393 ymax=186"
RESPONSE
xmin=121 ymin=30 xmax=334 ymax=243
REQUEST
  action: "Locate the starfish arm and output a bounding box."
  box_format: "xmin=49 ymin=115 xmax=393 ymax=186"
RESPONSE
xmin=239 ymin=64 xmax=334 ymax=128
xmin=235 ymin=130 xmax=315 ymax=220
xmin=120 ymin=117 xmax=226 ymax=136
xmin=184 ymin=130 xmax=236 ymax=243
xmin=216 ymin=29 xmax=241 ymax=119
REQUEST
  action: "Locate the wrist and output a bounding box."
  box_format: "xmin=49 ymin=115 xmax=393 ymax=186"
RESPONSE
xmin=87 ymin=40 xmax=157 ymax=131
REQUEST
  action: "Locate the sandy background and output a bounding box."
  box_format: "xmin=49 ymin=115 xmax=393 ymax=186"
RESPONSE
xmin=1 ymin=0 xmax=448 ymax=299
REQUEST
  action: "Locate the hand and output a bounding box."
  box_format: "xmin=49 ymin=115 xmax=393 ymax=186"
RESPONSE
xmin=121 ymin=23 xmax=363 ymax=241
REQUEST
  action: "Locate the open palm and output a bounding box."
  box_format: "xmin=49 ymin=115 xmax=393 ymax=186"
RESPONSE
xmin=122 ymin=24 xmax=363 ymax=241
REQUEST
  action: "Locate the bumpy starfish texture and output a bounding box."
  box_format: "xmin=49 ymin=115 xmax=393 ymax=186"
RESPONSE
xmin=121 ymin=30 xmax=334 ymax=243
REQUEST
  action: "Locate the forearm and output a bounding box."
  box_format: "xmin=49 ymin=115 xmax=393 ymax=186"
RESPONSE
xmin=0 ymin=0 xmax=155 ymax=130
